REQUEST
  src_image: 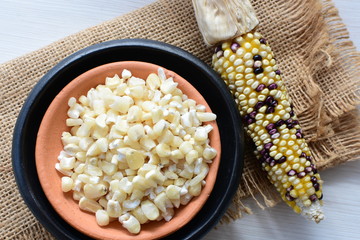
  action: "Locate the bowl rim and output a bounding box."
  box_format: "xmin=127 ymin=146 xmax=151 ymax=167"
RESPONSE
xmin=12 ymin=39 xmax=244 ymax=240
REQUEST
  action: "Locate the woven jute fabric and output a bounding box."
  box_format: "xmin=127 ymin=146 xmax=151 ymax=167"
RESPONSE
xmin=1 ymin=0 xmax=359 ymax=238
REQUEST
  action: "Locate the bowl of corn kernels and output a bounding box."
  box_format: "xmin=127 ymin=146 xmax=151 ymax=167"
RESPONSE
xmin=13 ymin=39 xmax=244 ymax=239
xmin=36 ymin=60 xmax=221 ymax=239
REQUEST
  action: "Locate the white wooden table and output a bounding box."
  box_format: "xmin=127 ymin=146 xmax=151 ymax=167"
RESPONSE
xmin=1 ymin=1 xmax=359 ymax=239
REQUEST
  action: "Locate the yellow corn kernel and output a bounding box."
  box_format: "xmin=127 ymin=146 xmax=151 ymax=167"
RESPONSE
xmin=84 ymin=183 xmax=107 ymax=199
xmin=189 ymin=182 xmax=202 ymax=197
xmin=96 ymin=209 xmax=110 ymax=226
xmin=61 ymin=176 xmax=74 ymax=192
xmin=131 ymin=206 xmax=149 ymax=224
xmin=185 ymin=150 xmax=199 ymax=164
xmin=155 ymin=143 xmax=171 ymax=158
xmin=126 ymin=149 xmax=145 ymax=170
xmin=79 ymin=197 xmax=102 ymax=213
xmin=107 ymin=199 xmax=122 ymax=218
xmin=146 ymin=73 xmax=161 ymax=90
xmin=119 ymin=213 xmax=141 ymax=234
xmin=141 ymin=200 xmax=160 ymax=221
xmin=145 ymin=169 xmax=166 ymax=185
xmin=154 ymin=192 xmax=169 ymax=213
xmin=100 ymin=161 xmax=117 ymax=176
xmin=166 ymin=185 xmax=181 ymax=200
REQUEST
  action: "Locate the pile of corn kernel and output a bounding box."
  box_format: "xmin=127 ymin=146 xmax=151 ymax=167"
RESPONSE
xmin=55 ymin=68 xmax=218 ymax=234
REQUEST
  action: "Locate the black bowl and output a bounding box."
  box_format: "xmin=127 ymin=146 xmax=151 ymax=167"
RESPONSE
xmin=12 ymin=39 xmax=244 ymax=240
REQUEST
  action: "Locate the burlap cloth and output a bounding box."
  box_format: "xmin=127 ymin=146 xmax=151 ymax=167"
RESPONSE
xmin=1 ymin=0 xmax=360 ymax=239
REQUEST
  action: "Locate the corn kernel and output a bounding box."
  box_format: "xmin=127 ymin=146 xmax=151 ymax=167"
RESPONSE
xmin=141 ymin=200 xmax=160 ymax=221
xmin=119 ymin=213 xmax=141 ymax=234
xmin=96 ymin=209 xmax=110 ymax=226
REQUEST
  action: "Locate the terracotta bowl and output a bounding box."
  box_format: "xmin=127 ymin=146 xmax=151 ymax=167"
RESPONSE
xmin=35 ymin=61 xmax=221 ymax=240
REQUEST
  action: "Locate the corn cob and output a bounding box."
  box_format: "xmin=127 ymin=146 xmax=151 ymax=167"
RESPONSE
xmin=192 ymin=0 xmax=324 ymax=222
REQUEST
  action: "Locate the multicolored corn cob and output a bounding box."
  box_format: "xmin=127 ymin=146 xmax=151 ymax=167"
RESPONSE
xmin=212 ymin=31 xmax=323 ymax=221
xmin=192 ymin=0 xmax=324 ymax=222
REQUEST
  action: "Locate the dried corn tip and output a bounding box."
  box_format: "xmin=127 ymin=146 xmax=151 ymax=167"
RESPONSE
xmin=192 ymin=0 xmax=259 ymax=46
xmin=56 ymin=68 xmax=219 ymax=233
xmin=212 ymin=31 xmax=324 ymax=222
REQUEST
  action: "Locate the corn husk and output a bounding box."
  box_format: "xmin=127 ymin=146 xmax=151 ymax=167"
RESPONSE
xmin=192 ymin=0 xmax=259 ymax=46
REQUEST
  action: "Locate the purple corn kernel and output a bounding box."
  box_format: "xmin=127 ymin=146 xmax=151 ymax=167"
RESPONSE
xmin=278 ymin=156 xmax=287 ymax=164
xmin=230 ymin=42 xmax=240 ymax=52
xmin=255 ymin=101 xmax=265 ymax=110
xmin=265 ymin=123 xmax=276 ymax=131
xmin=254 ymin=67 xmax=264 ymax=75
xmin=269 ymin=159 xmax=276 ymax=167
xmin=287 ymin=169 xmax=297 ymax=176
xmin=253 ymin=55 xmax=262 ymax=61
xmin=305 ymin=167 xmax=313 ymax=173
xmin=295 ymin=132 xmax=302 ymax=139
xmin=256 ymin=84 xmax=266 ymax=92
xmin=269 ymin=129 xmax=277 ymax=135
xmin=265 ymin=96 xmax=275 ymax=105
xmin=259 ymin=38 xmax=267 ymax=44
xmin=286 ymin=192 xmax=295 ymax=201
xmin=286 ymin=185 xmax=294 ymax=192
xmin=270 ymin=100 xmax=278 ymax=107
xmin=310 ymin=176 xmax=317 ymax=183
xmin=249 ymin=111 xmax=257 ymax=119
xmin=260 ymin=149 xmax=267 ymax=156
xmin=265 ymin=157 xmax=272 ymax=163
xmin=286 ymin=119 xmax=294 ymax=129
xmin=275 ymin=70 xmax=281 ymax=75
xmin=293 ymin=120 xmax=299 ymax=125
xmin=266 ymin=107 xmax=275 ymax=114
xmin=297 ymin=172 xmax=306 ymax=178
xmin=307 ymin=156 xmax=313 ymax=161
xmin=300 ymin=152 xmax=307 ymax=158
xmin=214 ymin=45 xmax=222 ymax=53
xmin=247 ymin=118 xmax=255 ymax=125
xmin=313 ymin=182 xmax=320 ymax=191
xmin=244 ymin=115 xmax=250 ymax=123
xmin=275 ymin=119 xmax=285 ymax=127
xmin=264 ymin=142 xmax=273 ymax=150
xmin=268 ymin=83 xmax=278 ymax=90
xmin=285 ymin=118 xmax=293 ymax=124
xmin=309 ymin=194 xmax=318 ymax=202
xmin=319 ymin=194 xmax=323 ymax=200
xmin=289 ymin=110 xmax=295 ymax=117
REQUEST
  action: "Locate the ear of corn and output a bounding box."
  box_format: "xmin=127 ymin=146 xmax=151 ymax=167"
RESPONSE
xmin=211 ymin=31 xmax=324 ymax=222
xmin=191 ymin=0 xmax=324 ymax=223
